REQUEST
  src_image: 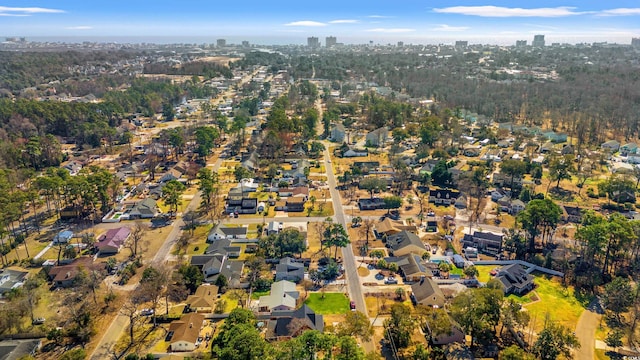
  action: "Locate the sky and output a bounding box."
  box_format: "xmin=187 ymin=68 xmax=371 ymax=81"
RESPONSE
xmin=1 ymin=0 xmax=640 ymax=44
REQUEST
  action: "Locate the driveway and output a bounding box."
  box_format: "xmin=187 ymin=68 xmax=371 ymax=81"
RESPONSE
xmin=574 ymin=299 xmax=603 ymax=360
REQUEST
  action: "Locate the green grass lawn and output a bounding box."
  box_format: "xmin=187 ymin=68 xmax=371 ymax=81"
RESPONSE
xmin=304 ymin=292 xmax=350 ymax=314
xmin=475 ymin=265 xmax=497 ymax=284
xmin=251 ymin=290 xmax=270 ymax=300
xmin=523 ymin=274 xmax=586 ymax=331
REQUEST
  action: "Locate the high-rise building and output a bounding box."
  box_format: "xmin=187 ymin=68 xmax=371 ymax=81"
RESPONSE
xmin=325 ymin=36 xmax=337 ymax=48
xmin=242 ymin=40 xmax=250 ymax=48
xmin=455 ymin=40 xmax=468 ymax=48
xmin=397 ymin=41 xmax=404 ymax=47
xmin=632 ymin=38 xmax=640 ymax=47
xmin=516 ymin=40 xmax=527 ymax=47
xmin=532 ymin=35 xmax=545 ymax=47
xmin=217 ymin=39 xmax=226 ymax=47
xmin=307 ymin=36 xmax=319 ymax=48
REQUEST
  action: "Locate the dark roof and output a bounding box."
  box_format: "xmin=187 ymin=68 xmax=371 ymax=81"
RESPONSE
xmin=0 ymin=339 xmax=41 ymax=360
xmin=563 ymin=205 xmax=582 ymax=217
xmin=410 ymin=278 xmax=444 ymax=302
xmin=267 ymin=304 xmax=324 ymax=338
xmin=429 ymin=189 xmax=460 ymax=199
xmin=220 ymin=227 xmax=248 ymax=236
xmin=497 ymin=264 xmax=533 ymax=292
xmin=471 ymin=231 xmax=503 ymax=242
xmin=395 ymin=254 xmax=432 ymax=277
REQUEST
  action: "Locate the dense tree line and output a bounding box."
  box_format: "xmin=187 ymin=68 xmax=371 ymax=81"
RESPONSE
xmin=284 ymin=47 xmax=640 ymax=144
xmin=0 ymin=50 xmax=142 ymax=92
xmin=144 ymin=60 xmax=233 ymax=79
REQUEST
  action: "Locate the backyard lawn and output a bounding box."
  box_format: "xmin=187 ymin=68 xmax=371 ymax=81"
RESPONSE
xmin=522 ymin=274 xmax=586 ymax=331
xmin=304 ymin=292 xmax=350 ymax=314
xmin=474 ymin=266 xmax=586 ymax=331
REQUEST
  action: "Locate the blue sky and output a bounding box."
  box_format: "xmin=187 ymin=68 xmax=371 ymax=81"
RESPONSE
xmin=1 ymin=1 xmax=640 ymax=44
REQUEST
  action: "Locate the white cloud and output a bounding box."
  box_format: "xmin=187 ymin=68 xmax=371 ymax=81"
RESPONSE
xmin=432 ymin=24 xmax=469 ymax=32
xmin=365 ymin=28 xmax=415 ymax=33
xmin=329 ymin=19 xmax=359 ymax=24
xmin=0 ymin=6 xmax=64 ymax=16
xmin=66 ymin=26 xmax=93 ymax=30
xmin=284 ymin=20 xmax=326 ymax=27
xmin=433 ymin=6 xmax=587 ymax=17
xmin=597 ymin=8 xmax=640 ymax=16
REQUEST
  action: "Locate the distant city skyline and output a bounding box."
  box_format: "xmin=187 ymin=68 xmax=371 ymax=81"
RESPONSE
xmin=1 ymin=1 xmax=640 ymax=45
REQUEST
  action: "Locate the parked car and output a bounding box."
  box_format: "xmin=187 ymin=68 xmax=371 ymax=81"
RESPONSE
xmin=350 ymin=301 xmax=356 ymax=311
xmin=384 ymin=277 xmax=398 ymax=285
xmin=140 ymin=308 xmax=154 ymax=316
xmin=32 ymin=317 xmax=45 ymax=325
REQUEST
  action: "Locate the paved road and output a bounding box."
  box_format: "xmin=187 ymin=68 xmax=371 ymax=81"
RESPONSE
xmin=89 ymin=158 xmax=221 ymax=360
xmin=323 ymin=147 xmax=374 ymax=353
xmin=574 ymin=300 xmax=603 ymax=360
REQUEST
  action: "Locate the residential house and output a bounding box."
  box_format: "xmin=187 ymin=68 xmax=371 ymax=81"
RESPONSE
xmin=129 ymin=198 xmax=159 ymax=219
xmin=375 ymin=218 xmax=417 ymax=236
xmin=0 ymin=339 xmax=42 ymax=359
xmin=275 ymin=257 xmax=305 ymax=283
xmin=191 ymin=254 xmax=244 ymax=286
xmin=393 ymin=254 xmax=433 ymax=283
xmin=258 ymin=280 xmax=299 ymax=312
xmin=562 ymin=205 xmax=583 ymax=223
xmin=185 ymin=285 xmax=219 ymax=313
xmin=454 ymin=195 xmax=467 ymax=209
xmin=492 ymin=172 xmax=523 ymax=188
xmin=429 ymin=189 xmax=460 ymax=206
xmin=410 ymin=277 xmax=445 ymax=308
xmin=601 ymin=140 xmax=621 ymax=152
xmin=95 ymin=227 xmax=131 ymax=255
xmin=267 ymin=221 xmax=283 ymax=235
xmin=277 ymin=186 xmax=309 ymax=199
xmin=425 ymin=316 xmax=465 ymax=346
xmin=330 ymin=124 xmax=346 ymax=143
xmin=206 ymin=238 xmax=241 ymax=258
xmin=358 ymin=197 xmax=385 ymax=210
xmin=62 ymin=160 xmax=83 ymax=176
xmin=265 ymin=305 xmax=324 ymax=340
xmin=621 ymin=143 xmax=638 ymax=156
xmin=159 ymin=168 xmax=183 ymax=183
xmin=461 ymin=231 xmax=503 ymax=254
xmin=0 ymin=269 xmax=28 ymax=297
xmin=47 ymin=257 xmax=103 ymax=288
xmin=419 ymin=159 xmax=440 ymax=173
xmin=491 ymin=188 xmax=510 ymax=202
xmin=168 ymin=313 xmax=205 ymax=352
xmin=496 ymin=264 xmax=534 ymax=295
xmin=462 ymin=145 xmax=481 ymax=157
xmin=207 ymin=225 xmax=248 ymax=242
xmin=543 ymin=131 xmax=568 ymax=143
xmin=225 ymin=194 xmax=258 ymax=215
xmin=53 ymin=230 xmax=74 ymax=244
xmin=366 ymin=127 xmax=389 ymax=147
xmin=386 ymin=231 xmax=427 ymax=257
xmin=342 ymin=148 xmax=368 ymax=158
xmin=285 ymin=196 xmax=306 ymax=212
xmin=539 ymin=142 xmax=555 ymax=153
xmin=481 ymin=149 xmax=502 ymax=162
xmin=509 ymin=199 xmax=526 ymax=214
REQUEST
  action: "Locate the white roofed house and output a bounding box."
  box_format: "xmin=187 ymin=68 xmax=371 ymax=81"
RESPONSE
xmin=366 ymin=127 xmax=389 ymax=147
xmin=258 ymin=280 xmax=299 ymax=313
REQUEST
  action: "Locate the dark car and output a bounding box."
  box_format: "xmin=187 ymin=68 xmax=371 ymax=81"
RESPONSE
xmin=350 ymin=301 xmax=356 ymax=310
